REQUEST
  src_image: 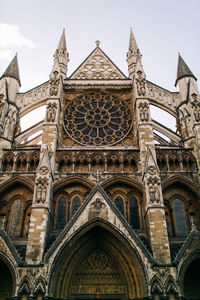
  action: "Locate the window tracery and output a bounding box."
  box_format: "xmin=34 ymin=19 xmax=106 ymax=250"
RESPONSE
xmin=129 ymin=196 xmax=140 ymax=229
xmin=8 ymin=199 xmax=23 ymax=237
xmin=63 ymin=92 xmax=132 ymax=146
xmin=56 ymin=196 xmax=66 ymax=230
xmin=173 ymin=199 xmax=188 ymax=237
xmin=115 ymin=195 xmax=124 ymax=216
xmin=71 ymin=195 xmax=81 ymax=217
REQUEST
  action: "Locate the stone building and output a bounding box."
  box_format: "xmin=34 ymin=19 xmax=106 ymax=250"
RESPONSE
xmin=0 ymin=29 xmax=200 ymax=300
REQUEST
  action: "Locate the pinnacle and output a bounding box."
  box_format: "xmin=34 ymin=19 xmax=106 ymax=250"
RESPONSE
xmin=1 ymin=54 xmax=21 ymax=86
xmin=175 ymin=54 xmax=196 ymax=86
xmin=57 ymin=28 xmax=67 ymax=51
xmin=129 ymin=27 xmax=139 ymax=51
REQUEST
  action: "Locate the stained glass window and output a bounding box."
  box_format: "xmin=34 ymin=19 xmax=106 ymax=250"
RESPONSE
xmin=115 ymin=196 xmax=124 ymax=216
xmin=56 ymin=196 xmax=66 ymax=230
xmin=71 ymin=196 xmax=81 ymax=217
xmin=173 ymin=199 xmax=187 ymax=237
xmin=8 ymin=199 xmax=23 ymax=236
xmin=129 ymin=196 xmax=140 ymax=229
xmin=64 ymin=92 xmax=132 ymax=146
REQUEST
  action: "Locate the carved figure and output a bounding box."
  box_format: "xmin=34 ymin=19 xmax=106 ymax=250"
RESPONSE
xmin=47 ymin=102 xmax=57 ymax=122
xmin=36 ymin=177 xmax=48 ymax=203
xmin=135 ymin=70 xmax=146 ymax=96
xmin=50 ymin=71 xmax=60 ymax=96
xmin=138 ymin=102 xmax=149 ymax=122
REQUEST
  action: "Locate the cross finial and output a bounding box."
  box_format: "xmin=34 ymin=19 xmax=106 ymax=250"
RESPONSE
xmin=93 ymin=169 xmax=102 ymax=183
xmin=95 ymin=40 xmax=100 ymax=47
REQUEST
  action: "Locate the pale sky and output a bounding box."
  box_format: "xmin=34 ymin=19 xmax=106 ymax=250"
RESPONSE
xmin=1 ymin=0 xmax=200 ymax=93
xmin=0 ymin=0 xmax=199 ymax=134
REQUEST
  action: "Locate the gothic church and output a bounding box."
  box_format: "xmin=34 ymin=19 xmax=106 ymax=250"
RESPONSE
xmin=0 ymin=29 xmax=200 ymax=300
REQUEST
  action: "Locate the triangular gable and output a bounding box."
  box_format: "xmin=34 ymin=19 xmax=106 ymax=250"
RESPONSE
xmin=70 ymin=46 xmax=127 ymax=80
xmin=143 ymin=146 xmax=159 ymax=177
xmin=45 ymin=184 xmax=153 ymax=263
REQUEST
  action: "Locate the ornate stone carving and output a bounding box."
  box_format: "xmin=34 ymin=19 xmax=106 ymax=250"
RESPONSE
xmin=39 ymin=166 xmax=49 ymax=175
xmin=50 ymin=71 xmax=60 ymax=96
xmin=147 ymin=176 xmax=160 ymax=203
xmin=36 ymin=177 xmax=48 ymax=203
xmin=135 ymin=70 xmax=146 ymax=96
xmin=138 ymin=101 xmax=149 ymax=122
xmin=91 ymin=198 xmax=105 ymax=212
xmin=70 ymin=248 xmax=126 ymax=295
xmin=70 ymin=47 xmax=126 ymax=80
xmin=0 ymin=216 xmax=6 ymax=230
xmin=46 ymin=102 xmax=57 ymax=122
xmin=63 ymin=92 xmax=132 ymax=146
xmin=147 ymin=166 xmax=157 ymax=175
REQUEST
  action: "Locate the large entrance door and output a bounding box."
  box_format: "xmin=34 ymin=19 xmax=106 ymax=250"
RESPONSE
xmin=50 ymin=224 xmax=147 ymax=299
xmin=0 ymin=259 xmax=13 ymax=300
xmin=184 ymin=257 xmax=200 ymax=299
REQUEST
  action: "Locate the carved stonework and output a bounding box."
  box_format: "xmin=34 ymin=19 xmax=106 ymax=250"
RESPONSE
xmin=36 ymin=177 xmax=48 ymax=204
xmin=0 ymin=216 xmax=6 ymax=230
xmin=46 ymin=102 xmax=57 ymax=122
xmin=147 ymin=176 xmax=160 ymax=203
xmin=135 ymin=70 xmax=146 ymax=96
xmin=91 ymin=198 xmax=105 ymax=212
xmin=138 ymin=102 xmax=149 ymax=122
xmin=70 ymin=47 xmax=126 ymax=80
xmin=39 ymin=166 xmax=49 ymax=175
xmin=50 ymin=71 xmax=60 ymax=96
xmin=89 ymin=197 xmax=108 ymax=220
xmin=70 ymin=248 xmax=126 ymax=295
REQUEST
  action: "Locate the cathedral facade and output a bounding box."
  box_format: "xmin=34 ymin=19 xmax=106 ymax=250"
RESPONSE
xmin=0 ymin=29 xmax=200 ymax=300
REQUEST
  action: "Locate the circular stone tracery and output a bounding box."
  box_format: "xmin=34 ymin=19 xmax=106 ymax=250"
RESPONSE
xmin=64 ymin=92 xmax=132 ymax=145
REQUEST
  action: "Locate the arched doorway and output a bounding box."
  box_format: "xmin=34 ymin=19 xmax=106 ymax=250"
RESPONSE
xmin=49 ymin=222 xmax=147 ymax=299
xmin=183 ymin=257 xmax=200 ymax=299
xmin=0 ymin=259 xmax=13 ymax=299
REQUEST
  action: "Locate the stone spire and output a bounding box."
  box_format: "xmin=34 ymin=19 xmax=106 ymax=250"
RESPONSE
xmin=127 ymin=28 xmax=142 ymax=79
xmin=1 ymin=54 xmax=21 ymax=86
xmin=175 ymin=54 xmax=197 ymax=87
xmin=54 ymin=28 xmax=69 ymax=78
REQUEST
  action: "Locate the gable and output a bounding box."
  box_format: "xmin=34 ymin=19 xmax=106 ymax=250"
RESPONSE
xmin=45 ymin=184 xmax=153 ymax=265
xmin=70 ymin=46 xmax=127 ymax=80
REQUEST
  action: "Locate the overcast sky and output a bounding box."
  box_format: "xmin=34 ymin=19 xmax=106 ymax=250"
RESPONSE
xmin=1 ymin=0 xmax=200 ymax=94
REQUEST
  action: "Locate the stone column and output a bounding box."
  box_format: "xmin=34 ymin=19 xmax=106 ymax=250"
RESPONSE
xmin=26 ymin=73 xmax=61 ymax=264
xmin=136 ymin=98 xmax=171 ymax=264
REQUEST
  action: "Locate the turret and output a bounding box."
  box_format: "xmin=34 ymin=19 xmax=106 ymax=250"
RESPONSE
xmin=175 ymin=54 xmax=199 ymax=103
xmin=53 ymin=28 xmax=69 ymax=79
xmin=0 ymin=54 xmax=20 ymax=143
xmin=0 ymin=54 xmax=21 ymax=102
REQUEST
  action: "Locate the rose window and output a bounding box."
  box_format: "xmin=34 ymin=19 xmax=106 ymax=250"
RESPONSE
xmin=63 ymin=92 xmax=132 ymax=145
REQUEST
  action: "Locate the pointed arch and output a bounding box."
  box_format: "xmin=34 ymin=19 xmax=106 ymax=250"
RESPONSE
xmin=18 ymin=275 xmax=32 ymax=296
xmin=53 ymin=176 xmax=94 ymax=193
xmin=150 ymin=275 xmax=163 ymax=296
xmin=33 ymin=275 xmax=46 ymax=295
xmin=0 ymin=176 xmax=34 ymax=194
xmin=164 ymin=275 xmax=178 ymax=296
xmin=0 ymin=252 xmax=17 ymax=298
xmin=48 ymin=219 xmax=149 ymax=299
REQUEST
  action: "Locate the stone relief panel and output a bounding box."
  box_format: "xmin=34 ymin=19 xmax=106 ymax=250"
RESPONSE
xmin=70 ymin=47 xmax=126 ymax=80
xmin=49 ymin=71 xmax=60 ymax=96
xmin=36 ymin=177 xmax=48 ymax=204
xmin=46 ymin=102 xmax=57 ymax=122
xmin=70 ymin=248 xmax=126 ymax=295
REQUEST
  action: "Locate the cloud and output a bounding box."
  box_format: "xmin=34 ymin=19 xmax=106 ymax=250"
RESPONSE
xmin=0 ymin=23 xmax=37 ymax=49
xmin=0 ymin=49 xmax=13 ymax=60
